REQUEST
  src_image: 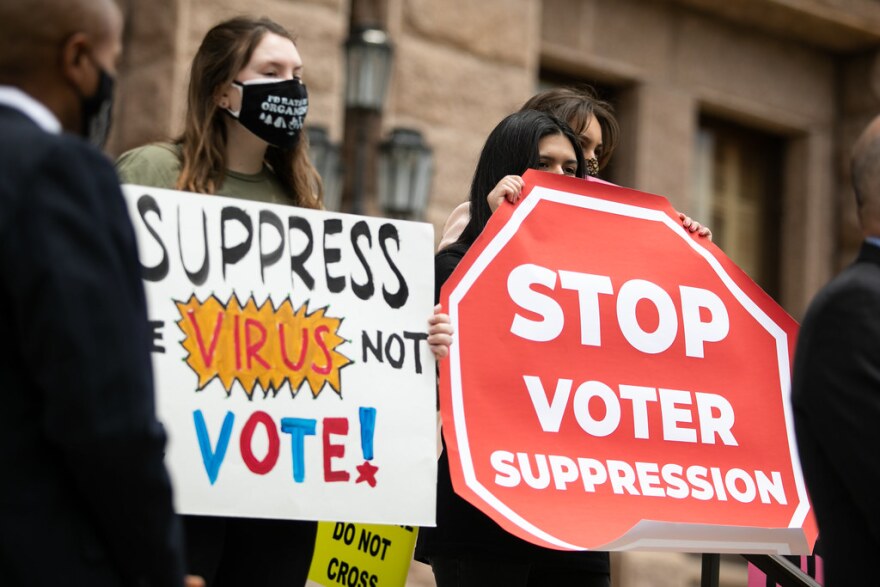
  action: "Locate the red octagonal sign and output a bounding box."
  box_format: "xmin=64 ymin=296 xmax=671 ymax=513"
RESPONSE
xmin=439 ymin=171 xmax=817 ymax=553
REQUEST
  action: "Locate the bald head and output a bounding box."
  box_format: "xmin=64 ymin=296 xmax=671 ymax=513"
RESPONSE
xmin=0 ymin=0 xmax=122 ymax=134
xmin=852 ymin=115 xmax=880 ymax=235
xmin=0 ymin=0 xmax=121 ymax=82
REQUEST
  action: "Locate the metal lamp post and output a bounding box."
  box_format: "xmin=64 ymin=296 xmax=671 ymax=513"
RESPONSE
xmin=344 ymin=26 xmax=393 ymax=111
xmin=377 ymin=128 xmax=434 ymax=220
xmin=342 ymin=25 xmax=393 ymax=215
xmin=306 ymin=125 xmax=343 ymax=211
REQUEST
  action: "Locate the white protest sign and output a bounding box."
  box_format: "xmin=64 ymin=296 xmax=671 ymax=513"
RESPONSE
xmin=122 ymin=185 xmax=437 ymax=525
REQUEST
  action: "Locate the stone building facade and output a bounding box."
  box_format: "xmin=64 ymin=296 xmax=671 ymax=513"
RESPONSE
xmin=109 ymin=0 xmax=880 ymax=584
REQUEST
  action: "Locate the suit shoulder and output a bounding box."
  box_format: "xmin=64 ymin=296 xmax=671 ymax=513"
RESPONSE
xmin=800 ymin=262 xmax=880 ymax=341
xmin=809 ymin=262 xmax=880 ymax=309
xmin=0 ymin=115 xmax=59 ymax=175
xmin=0 ymin=127 xmax=117 ymax=211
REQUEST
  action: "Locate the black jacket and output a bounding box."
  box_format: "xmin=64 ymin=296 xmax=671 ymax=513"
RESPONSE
xmin=0 ymin=105 xmax=184 ymax=586
xmin=793 ymin=241 xmax=880 ymax=585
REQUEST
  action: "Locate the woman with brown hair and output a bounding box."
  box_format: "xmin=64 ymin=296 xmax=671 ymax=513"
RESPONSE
xmin=524 ymin=86 xmax=619 ymax=176
xmin=119 ymin=16 xmax=453 ymax=585
xmin=118 ymin=18 xmax=321 ymax=585
xmin=117 ymin=16 xmax=322 ymax=209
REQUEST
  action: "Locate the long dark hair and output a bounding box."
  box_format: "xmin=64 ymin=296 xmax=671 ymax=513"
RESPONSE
xmin=456 ymin=110 xmax=585 ymax=248
xmin=176 ymin=16 xmax=322 ymax=208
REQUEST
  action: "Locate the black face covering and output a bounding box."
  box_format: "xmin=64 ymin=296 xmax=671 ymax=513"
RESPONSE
xmin=226 ymin=78 xmax=308 ymax=150
xmin=81 ymin=59 xmax=115 ymax=148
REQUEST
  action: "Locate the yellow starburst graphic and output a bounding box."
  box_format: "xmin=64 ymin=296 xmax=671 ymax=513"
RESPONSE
xmin=175 ymin=295 xmax=351 ymax=399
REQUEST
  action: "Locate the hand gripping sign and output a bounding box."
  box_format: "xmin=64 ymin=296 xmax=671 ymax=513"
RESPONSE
xmin=439 ymin=170 xmax=817 ymax=554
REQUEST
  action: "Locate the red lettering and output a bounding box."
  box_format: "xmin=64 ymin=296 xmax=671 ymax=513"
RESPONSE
xmin=234 ymin=314 xmax=242 ymax=371
xmin=278 ymin=324 xmax=309 ymax=371
xmin=245 ymin=318 xmax=270 ymax=370
xmin=240 ymin=411 xmax=280 ymax=475
xmin=312 ymin=325 xmax=333 ymax=375
xmin=323 ymin=417 xmax=350 ymax=482
xmin=187 ymin=310 xmax=224 ymax=367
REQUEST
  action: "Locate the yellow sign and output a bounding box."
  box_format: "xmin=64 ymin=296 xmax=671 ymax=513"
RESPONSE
xmin=177 ymin=295 xmax=350 ymax=397
xmin=308 ymin=522 xmax=418 ymax=587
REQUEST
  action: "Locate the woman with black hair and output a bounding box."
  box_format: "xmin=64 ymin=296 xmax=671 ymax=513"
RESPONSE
xmin=416 ymin=110 xmax=611 ymax=587
xmin=438 ymin=86 xmax=710 ymax=249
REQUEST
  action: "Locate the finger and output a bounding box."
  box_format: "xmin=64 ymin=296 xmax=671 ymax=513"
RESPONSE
xmin=509 ymin=183 xmax=523 ymax=203
xmin=428 ymin=322 xmax=455 ymax=337
xmin=428 ymin=332 xmax=453 ymax=345
xmin=430 ymin=344 xmax=450 ymax=360
xmin=428 ymin=313 xmax=451 ymax=326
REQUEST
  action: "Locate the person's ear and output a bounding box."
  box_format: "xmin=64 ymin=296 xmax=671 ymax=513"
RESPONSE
xmin=215 ymin=84 xmax=234 ymax=110
xmin=59 ymin=32 xmax=96 ymax=96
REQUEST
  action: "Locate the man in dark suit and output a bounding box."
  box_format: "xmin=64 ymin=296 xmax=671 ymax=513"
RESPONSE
xmin=792 ymin=115 xmax=880 ymax=585
xmin=0 ymin=0 xmax=185 ymax=585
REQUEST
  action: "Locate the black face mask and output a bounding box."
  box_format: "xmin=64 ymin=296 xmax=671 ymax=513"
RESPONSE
xmin=226 ymin=78 xmax=308 ymax=150
xmin=81 ymin=58 xmax=115 ymax=148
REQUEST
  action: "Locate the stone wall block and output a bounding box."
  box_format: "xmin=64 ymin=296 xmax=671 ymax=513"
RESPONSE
xmin=540 ymin=0 xmax=591 ymax=50
xmin=674 ymin=12 xmax=833 ymax=124
xmin=109 ymin=0 xmax=181 ymax=154
xmin=577 ymin=0 xmax=675 ymax=77
xmin=404 ymin=0 xmax=535 ymax=68
xmin=392 ymin=121 xmax=499 ymax=243
xmin=390 ymin=35 xmax=531 ymax=132
xmin=626 ymin=83 xmax=696 ymax=206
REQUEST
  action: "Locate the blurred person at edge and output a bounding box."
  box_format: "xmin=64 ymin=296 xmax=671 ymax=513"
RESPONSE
xmin=0 ymin=0 xmax=189 ymax=585
xmin=437 ymin=86 xmax=712 ymax=248
xmin=792 ymin=114 xmax=880 ymax=585
xmin=117 ymin=15 xmax=453 ymax=587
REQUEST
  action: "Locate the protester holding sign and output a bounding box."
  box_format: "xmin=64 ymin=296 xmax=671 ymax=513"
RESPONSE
xmin=415 ymin=110 xmax=612 ymax=587
xmin=118 ymin=16 xmax=453 ymax=586
xmin=117 ymin=16 xmax=325 ymax=587
xmin=793 ymin=114 xmax=880 ymax=585
xmin=437 ymin=86 xmax=711 ymax=249
xmin=0 ymin=0 xmax=186 ymax=584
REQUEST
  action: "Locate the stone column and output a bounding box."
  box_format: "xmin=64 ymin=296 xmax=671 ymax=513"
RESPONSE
xmin=779 ymin=131 xmax=835 ymax=317
xmin=108 ymin=0 xmax=182 ymax=156
xmin=615 ymin=83 xmax=697 ymax=212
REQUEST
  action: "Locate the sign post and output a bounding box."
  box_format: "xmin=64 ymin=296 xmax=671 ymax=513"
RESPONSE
xmin=307 ymin=522 xmax=418 ymax=587
xmin=439 ymin=170 xmax=816 ymax=553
